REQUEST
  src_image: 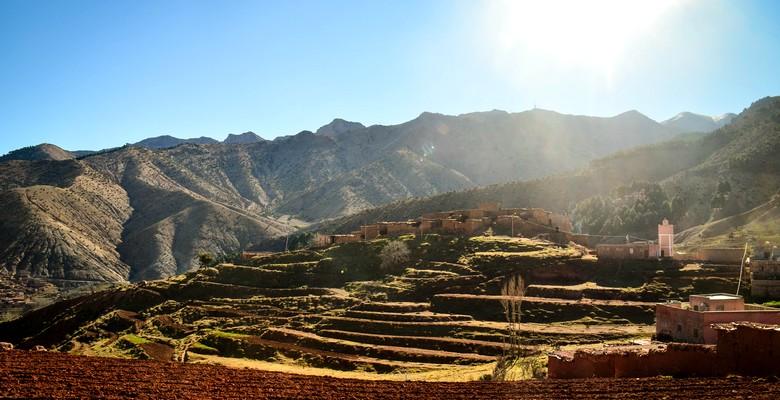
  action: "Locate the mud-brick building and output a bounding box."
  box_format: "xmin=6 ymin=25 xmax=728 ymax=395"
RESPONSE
xmin=657 ymin=219 xmax=674 ymax=257
xmin=313 ymin=233 xmax=361 ymax=248
xmin=689 ymin=247 xmax=746 ymax=264
xmin=549 ymin=322 xmax=780 ymax=379
xmin=750 ymin=244 xmax=780 ymax=299
xmin=595 ymin=218 xmax=674 ymax=260
xmin=595 ymin=241 xmax=658 ymax=260
xmin=655 ymin=293 xmax=780 ymax=344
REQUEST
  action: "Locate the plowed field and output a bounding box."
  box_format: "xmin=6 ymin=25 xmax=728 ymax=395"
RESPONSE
xmin=2 ymin=351 xmax=779 ymax=399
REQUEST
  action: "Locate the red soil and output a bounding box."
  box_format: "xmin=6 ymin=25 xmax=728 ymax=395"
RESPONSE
xmin=2 ymin=350 xmax=779 ymax=399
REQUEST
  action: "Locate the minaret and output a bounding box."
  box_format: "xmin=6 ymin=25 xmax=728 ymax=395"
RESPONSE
xmin=658 ymin=218 xmax=674 ymax=258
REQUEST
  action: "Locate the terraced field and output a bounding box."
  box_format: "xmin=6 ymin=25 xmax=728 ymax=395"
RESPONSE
xmin=0 ymin=235 xmax=743 ymax=379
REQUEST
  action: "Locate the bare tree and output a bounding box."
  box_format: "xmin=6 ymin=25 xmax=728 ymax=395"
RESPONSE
xmin=379 ymin=240 xmax=410 ymax=273
xmin=492 ymin=273 xmax=525 ymax=381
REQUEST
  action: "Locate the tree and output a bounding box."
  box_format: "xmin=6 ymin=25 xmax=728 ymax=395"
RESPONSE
xmin=717 ymin=180 xmax=732 ymax=195
xmin=197 ymin=252 xmax=216 ymax=268
xmin=492 ymin=274 xmax=526 ymax=381
xmin=379 ymin=240 xmax=410 ymax=273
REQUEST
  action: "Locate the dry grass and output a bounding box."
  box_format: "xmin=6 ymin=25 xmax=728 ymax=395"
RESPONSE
xmin=188 ymin=353 xmax=495 ymax=382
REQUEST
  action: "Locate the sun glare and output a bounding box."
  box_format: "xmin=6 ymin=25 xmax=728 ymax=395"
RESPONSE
xmin=485 ymin=0 xmax=681 ymax=79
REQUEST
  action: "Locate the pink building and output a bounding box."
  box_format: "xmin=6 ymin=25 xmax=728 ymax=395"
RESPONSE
xmin=656 ymin=293 xmax=780 ymax=344
xmin=658 ymin=219 xmax=674 ymax=258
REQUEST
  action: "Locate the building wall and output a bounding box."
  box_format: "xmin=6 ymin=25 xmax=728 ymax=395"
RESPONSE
xmin=694 ymin=248 xmax=745 ymax=264
xmin=749 ymin=261 xmax=780 ymax=298
xmin=715 ymin=323 xmax=780 ymax=376
xmin=658 ymin=219 xmax=674 ymax=258
xmin=596 ymin=243 xmax=653 ymax=260
xmin=384 ymin=222 xmax=417 ymax=236
xmin=548 ymin=344 xmax=720 ymax=379
xmin=441 ymin=219 xmax=463 ymax=234
xmin=332 ymin=235 xmax=361 ymax=244
xmin=463 ymin=209 xmax=485 ymax=219
xmin=361 ymin=225 xmax=380 ymax=240
xmin=752 ymin=280 xmax=780 ymax=298
xmin=312 ymin=233 xmax=332 ymax=248
xmin=549 ymin=323 xmax=780 ymax=379
xmin=689 ymin=295 xmax=744 ymax=311
xmin=462 ymin=218 xmax=487 ymax=235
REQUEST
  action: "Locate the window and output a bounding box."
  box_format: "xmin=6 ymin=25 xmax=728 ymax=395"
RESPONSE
xmin=716 ymin=305 xmax=724 ymax=311
xmin=693 ymin=328 xmax=699 ymax=338
xmin=677 ymin=324 xmax=682 ymax=332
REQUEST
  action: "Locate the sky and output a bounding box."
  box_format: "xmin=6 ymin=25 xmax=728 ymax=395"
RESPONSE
xmin=1 ymin=0 xmax=779 ymax=154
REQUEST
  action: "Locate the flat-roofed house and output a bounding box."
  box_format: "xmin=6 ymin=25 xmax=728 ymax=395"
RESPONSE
xmin=656 ymin=293 xmax=780 ymax=344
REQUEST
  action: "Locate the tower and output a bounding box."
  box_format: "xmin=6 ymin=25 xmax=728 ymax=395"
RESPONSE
xmin=658 ymin=218 xmax=674 ymax=258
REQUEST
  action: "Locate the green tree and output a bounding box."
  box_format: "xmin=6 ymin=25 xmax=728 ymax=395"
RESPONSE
xmin=197 ymin=252 xmax=216 ymax=268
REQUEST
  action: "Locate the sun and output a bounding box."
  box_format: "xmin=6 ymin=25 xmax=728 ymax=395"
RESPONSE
xmin=483 ymin=0 xmax=681 ymax=78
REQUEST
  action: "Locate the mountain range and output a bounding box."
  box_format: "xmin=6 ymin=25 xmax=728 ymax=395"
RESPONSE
xmin=320 ymin=97 xmax=780 ymax=251
xmin=0 ymin=107 xmax=740 ymax=283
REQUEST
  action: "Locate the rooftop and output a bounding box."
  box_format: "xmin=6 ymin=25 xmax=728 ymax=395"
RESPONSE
xmin=695 ymin=293 xmax=742 ymax=300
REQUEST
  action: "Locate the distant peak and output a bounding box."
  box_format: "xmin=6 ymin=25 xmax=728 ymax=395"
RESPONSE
xmin=616 ymin=109 xmax=647 ymax=118
xmin=315 ymin=118 xmax=365 ymax=137
xmin=223 ymin=131 xmax=265 ymax=144
xmin=661 ymin=111 xmax=736 ymax=133
xmin=0 ymin=143 xmax=74 ymax=162
xmin=133 ymin=135 xmax=218 ymax=150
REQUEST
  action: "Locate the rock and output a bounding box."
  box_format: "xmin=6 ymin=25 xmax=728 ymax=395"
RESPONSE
xmin=0 ymin=342 xmax=13 ymax=351
xmin=33 ymin=345 xmax=47 ymax=352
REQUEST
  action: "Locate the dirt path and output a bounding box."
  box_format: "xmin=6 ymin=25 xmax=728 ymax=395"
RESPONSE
xmin=2 ymin=350 xmax=779 ymax=399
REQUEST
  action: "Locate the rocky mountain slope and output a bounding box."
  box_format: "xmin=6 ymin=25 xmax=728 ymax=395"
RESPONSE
xmin=321 ymin=97 xmax=780 ymax=248
xmin=0 ymin=107 xmax=715 ymax=283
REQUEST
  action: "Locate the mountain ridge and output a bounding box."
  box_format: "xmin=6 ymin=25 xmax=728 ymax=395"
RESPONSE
xmin=0 ymin=104 xmax=750 ymax=283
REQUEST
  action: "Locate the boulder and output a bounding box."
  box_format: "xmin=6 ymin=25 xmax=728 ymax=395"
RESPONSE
xmin=33 ymin=345 xmax=47 ymax=352
xmin=0 ymin=342 xmax=13 ymax=351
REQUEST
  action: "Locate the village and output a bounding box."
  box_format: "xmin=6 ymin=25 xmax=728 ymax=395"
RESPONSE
xmin=309 ymin=202 xmax=780 ymax=378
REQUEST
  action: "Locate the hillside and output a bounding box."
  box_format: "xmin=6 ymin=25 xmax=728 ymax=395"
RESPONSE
xmin=0 ymin=108 xmax=684 ymax=283
xmin=320 ymin=97 xmax=780 ymax=246
xmin=0 ymin=144 xmax=74 ymax=162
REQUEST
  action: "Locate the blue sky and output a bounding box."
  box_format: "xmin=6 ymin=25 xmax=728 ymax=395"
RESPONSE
xmin=1 ymin=0 xmax=779 ymax=154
